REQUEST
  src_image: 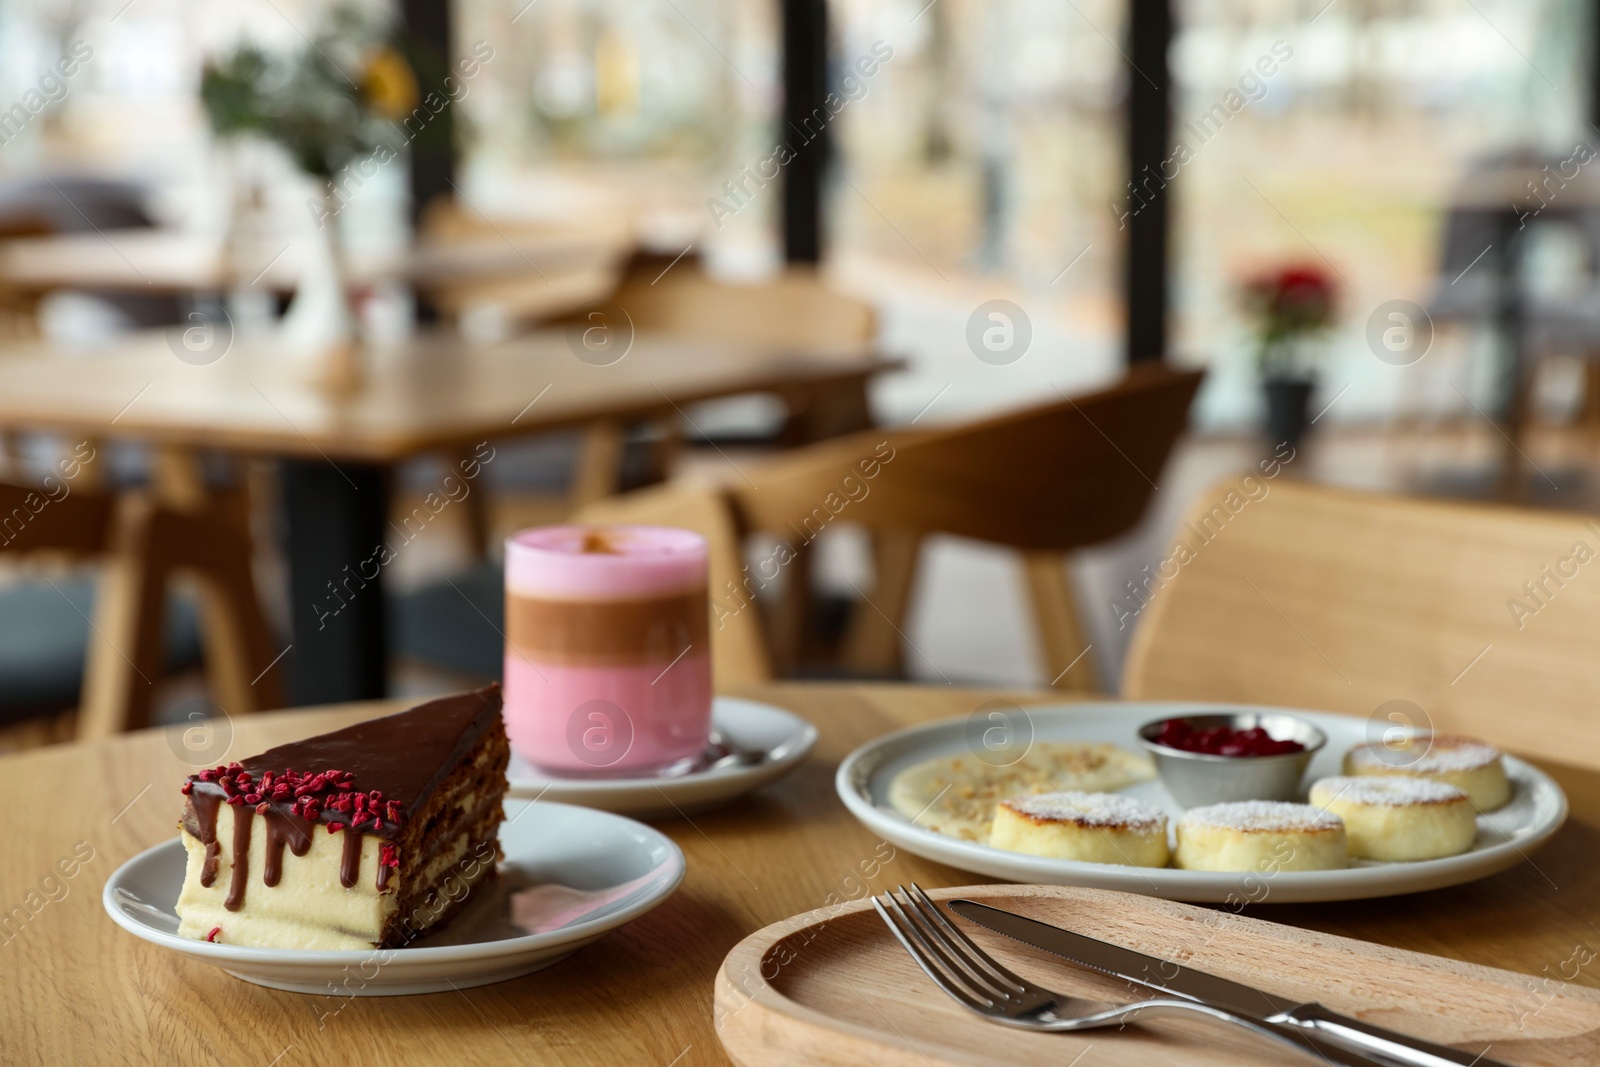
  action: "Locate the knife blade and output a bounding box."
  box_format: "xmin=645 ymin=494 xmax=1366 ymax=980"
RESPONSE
xmin=948 ymin=899 xmax=1511 ymax=1067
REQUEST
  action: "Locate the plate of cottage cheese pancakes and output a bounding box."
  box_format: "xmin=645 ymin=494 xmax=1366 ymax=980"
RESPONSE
xmin=836 ymin=701 xmax=1568 ymax=902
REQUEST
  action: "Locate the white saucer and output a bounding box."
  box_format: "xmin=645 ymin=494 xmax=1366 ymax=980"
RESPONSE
xmin=102 ymin=799 xmax=684 ymax=995
xmin=507 ymin=696 xmax=816 ymax=818
xmin=837 ymin=701 xmax=1569 ymax=904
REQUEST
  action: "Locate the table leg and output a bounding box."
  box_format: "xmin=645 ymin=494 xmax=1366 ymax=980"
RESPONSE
xmin=842 ymin=529 xmax=920 ymax=676
xmin=153 ymin=447 xmax=286 ymax=715
xmin=767 ymin=376 xmax=880 ymax=672
xmin=1493 ymin=216 xmax=1529 ymax=501
xmin=1022 ymin=550 xmax=1100 ymax=693
xmin=569 ymin=418 xmax=627 ymax=506
xmin=280 ymin=459 xmax=390 ymax=705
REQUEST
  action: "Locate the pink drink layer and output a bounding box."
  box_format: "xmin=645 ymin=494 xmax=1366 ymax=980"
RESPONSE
xmin=503 ymin=524 xmax=712 ymax=774
xmin=504 ymin=653 xmax=712 ymax=773
xmin=506 ymin=525 xmax=708 ymax=598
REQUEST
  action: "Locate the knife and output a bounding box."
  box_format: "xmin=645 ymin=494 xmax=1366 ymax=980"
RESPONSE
xmin=948 ymin=900 xmax=1512 ymax=1067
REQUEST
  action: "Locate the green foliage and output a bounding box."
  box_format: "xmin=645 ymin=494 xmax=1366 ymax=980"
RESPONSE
xmin=198 ymin=6 xmax=400 ymax=179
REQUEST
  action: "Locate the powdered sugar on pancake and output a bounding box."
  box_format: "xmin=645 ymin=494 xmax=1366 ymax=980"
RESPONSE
xmin=1313 ymin=775 xmax=1468 ymax=807
xmin=1002 ymin=791 xmax=1166 ymax=829
xmin=1180 ymin=800 xmax=1343 ymax=834
xmin=1347 ymin=736 xmax=1501 ymax=774
xmin=887 ymin=742 xmax=1155 ymax=842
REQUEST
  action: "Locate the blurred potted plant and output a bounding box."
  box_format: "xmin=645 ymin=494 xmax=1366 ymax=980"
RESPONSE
xmin=200 ymin=5 xmax=416 ymax=387
xmin=1242 ymin=263 xmax=1337 ymax=449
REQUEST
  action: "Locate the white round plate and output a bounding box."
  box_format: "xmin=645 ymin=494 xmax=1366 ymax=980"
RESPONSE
xmin=507 ymin=697 xmax=817 ymax=818
xmin=836 ymin=701 xmax=1568 ymax=904
xmin=103 ymin=799 xmax=684 ymax=994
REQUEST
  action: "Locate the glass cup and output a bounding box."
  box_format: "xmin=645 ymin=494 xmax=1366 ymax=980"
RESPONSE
xmin=503 ymin=524 xmax=712 ymax=775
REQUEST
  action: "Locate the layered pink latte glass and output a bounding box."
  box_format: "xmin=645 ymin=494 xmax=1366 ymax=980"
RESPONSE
xmin=503 ymin=525 xmax=712 ymax=774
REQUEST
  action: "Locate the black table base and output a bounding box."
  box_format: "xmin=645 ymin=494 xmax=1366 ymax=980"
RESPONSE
xmin=280 ymin=458 xmax=390 ymax=705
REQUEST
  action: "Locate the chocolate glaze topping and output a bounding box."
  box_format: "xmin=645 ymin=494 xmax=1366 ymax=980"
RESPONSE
xmin=227 ymin=808 xmax=252 ymax=911
xmin=191 ymin=791 xmax=222 ymax=887
xmin=339 ymin=830 xmax=364 ymax=889
xmin=182 ymin=684 xmax=501 ymax=911
xmin=261 ymin=810 xmax=314 ymax=887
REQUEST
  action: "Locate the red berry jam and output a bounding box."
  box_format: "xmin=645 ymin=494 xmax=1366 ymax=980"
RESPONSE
xmin=1152 ymin=719 xmax=1305 ymax=757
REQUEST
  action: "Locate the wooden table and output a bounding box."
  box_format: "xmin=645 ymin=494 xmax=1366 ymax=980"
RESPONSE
xmin=0 ymin=333 xmax=901 ymax=704
xmin=5 ymin=683 xmax=1597 ymax=1066
xmin=0 ymin=229 xmax=623 ymax=295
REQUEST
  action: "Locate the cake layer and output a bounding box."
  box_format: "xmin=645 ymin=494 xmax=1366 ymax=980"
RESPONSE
xmin=175 ymin=686 xmax=509 ymax=949
xmin=176 ymin=802 xmax=397 ymax=950
xmin=385 ymin=835 xmax=501 ymax=948
xmin=505 ymin=524 xmax=707 ymax=599
xmin=177 ymin=731 xmax=508 ymax=948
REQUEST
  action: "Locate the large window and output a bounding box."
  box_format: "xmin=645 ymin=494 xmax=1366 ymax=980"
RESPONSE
xmin=1172 ymin=0 xmax=1591 ymax=427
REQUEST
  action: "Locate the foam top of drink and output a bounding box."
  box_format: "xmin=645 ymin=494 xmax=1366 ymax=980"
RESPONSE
xmin=506 ymin=525 xmax=708 ymax=598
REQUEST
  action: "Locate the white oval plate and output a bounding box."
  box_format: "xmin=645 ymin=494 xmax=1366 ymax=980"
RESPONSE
xmin=836 ymin=701 xmax=1568 ymax=903
xmin=507 ymin=697 xmax=817 ymax=818
xmin=103 ymin=799 xmax=684 ymax=994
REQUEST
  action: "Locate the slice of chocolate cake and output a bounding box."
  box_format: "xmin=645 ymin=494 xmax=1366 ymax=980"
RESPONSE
xmin=174 ymin=685 xmax=509 ymax=950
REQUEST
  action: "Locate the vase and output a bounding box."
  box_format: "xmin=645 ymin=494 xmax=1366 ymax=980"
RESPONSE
xmin=1262 ymin=378 xmax=1315 ymax=451
xmin=279 ymin=190 xmax=362 ymax=392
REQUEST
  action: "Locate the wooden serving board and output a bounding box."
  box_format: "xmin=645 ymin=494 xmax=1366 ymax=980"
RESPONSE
xmin=714 ymin=884 xmax=1600 ymax=1066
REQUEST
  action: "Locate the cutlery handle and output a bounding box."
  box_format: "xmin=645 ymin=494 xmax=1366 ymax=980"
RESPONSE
xmin=1281 ymin=1003 xmax=1515 ymax=1067
xmin=1122 ymin=1000 xmax=1399 ymax=1067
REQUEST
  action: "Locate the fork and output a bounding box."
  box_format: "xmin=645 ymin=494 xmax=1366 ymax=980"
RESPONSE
xmin=873 ymin=885 xmax=1393 ymax=1067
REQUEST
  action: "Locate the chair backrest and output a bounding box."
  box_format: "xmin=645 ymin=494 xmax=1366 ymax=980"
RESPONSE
xmin=0 ymin=479 xmax=286 ymax=739
xmin=727 ymin=363 xmax=1204 ymax=551
xmin=0 ymin=481 xmax=113 ymax=557
xmin=1122 ymin=478 xmax=1600 ymax=769
xmin=604 ymin=264 xmax=876 ymax=348
xmin=574 ymin=365 xmax=1201 ymax=689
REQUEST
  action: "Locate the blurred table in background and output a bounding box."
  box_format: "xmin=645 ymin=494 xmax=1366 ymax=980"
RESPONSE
xmin=0 ymin=228 xmax=630 ymax=325
xmin=1431 ymin=152 xmax=1600 ymax=496
xmin=0 ymin=330 xmax=903 ymax=708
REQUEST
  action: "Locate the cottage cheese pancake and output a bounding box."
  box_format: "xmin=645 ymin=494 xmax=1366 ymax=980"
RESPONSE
xmin=888 ymin=741 xmax=1154 ymax=842
xmin=1311 ymin=775 xmax=1477 ymax=861
xmin=1344 ymin=735 xmax=1511 ymax=812
xmin=1175 ymin=800 xmax=1347 ymax=872
xmin=989 ymin=791 xmax=1170 ymax=867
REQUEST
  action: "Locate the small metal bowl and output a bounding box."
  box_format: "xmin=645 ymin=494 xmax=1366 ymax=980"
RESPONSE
xmin=1137 ymin=712 xmax=1326 ymax=808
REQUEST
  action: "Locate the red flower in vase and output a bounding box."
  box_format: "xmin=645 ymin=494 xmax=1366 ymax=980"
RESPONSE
xmin=1243 ymin=263 xmax=1338 ymax=338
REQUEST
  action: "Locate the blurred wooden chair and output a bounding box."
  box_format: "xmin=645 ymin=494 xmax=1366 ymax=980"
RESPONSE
xmin=0 ymin=213 xmax=51 ymax=340
xmin=0 ymin=479 xmax=284 ymax=750
xmin=1122 ymin=479 xmax=1600 ymax=769
xmin=601 ymin=256 xmax=879 ymax=446
xmin=584 ymin=364 xmax=1202 ymax=692
xmin=605 ymin=257 xmax=876 ymax=344
xmin=413 ymin=197 xmax=631 ymax=330
xmin=442 ymin=254 xmax=883 ymax=561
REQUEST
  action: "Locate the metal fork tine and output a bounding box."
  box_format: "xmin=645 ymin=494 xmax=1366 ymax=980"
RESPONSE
xmin=889 ymin=889 xmax=1024 ymax=1004
xmin=880 ymin=890 xmax=1010 ymax=1003
xmin=872 ymin=894 xmax=994 ymax=1013
xmin=905 ymin=884 xmax=1031 ymax=995
xmin=892 ymin=886 xmax=1025 ymax=1002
